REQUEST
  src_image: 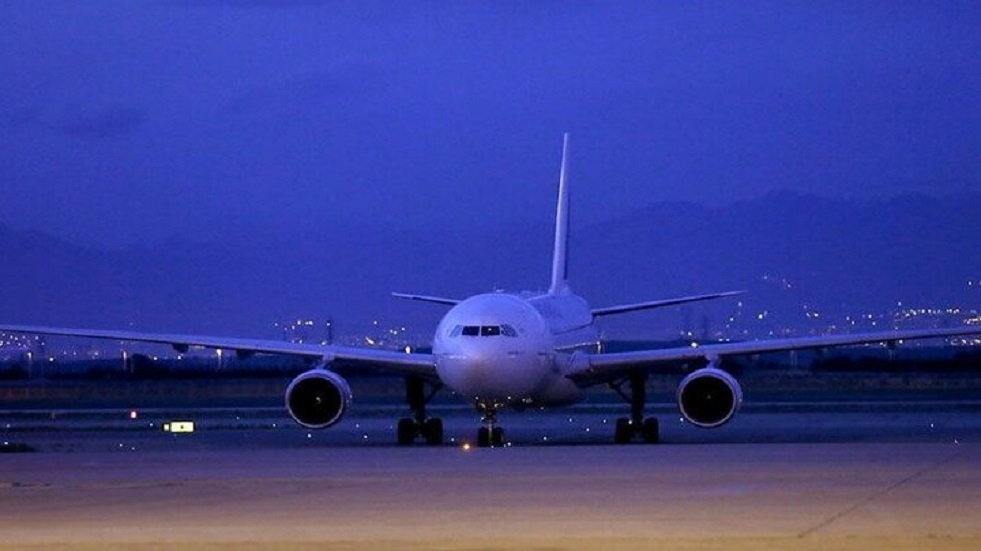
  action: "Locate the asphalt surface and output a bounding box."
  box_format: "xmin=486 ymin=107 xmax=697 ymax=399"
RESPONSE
xmin=2 ymin=401 xmax=980 ymax=549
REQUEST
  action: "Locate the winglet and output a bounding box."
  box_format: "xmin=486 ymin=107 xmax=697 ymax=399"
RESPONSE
xmin=548 ymin=133 xmax=571 ymax=295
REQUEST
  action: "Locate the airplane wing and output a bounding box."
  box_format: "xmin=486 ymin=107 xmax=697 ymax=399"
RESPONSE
xmin=0 ymin=324 xmax=437 ymax=378
xmin=591 ymin=290 xmax=744 ymax=317
xmin=564 ymin=325 xmax=981 ymax=384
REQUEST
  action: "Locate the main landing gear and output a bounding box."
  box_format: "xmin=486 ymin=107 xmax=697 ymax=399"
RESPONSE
xmin=396 ymin=376 xmax=444 ymax=446
xmin=476 ymin=403 xmax=505 ymax=447
xmin=610 ymin=371 xmax=660 ymax=444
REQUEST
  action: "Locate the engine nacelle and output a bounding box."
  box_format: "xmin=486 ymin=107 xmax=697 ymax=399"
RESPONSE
xmin=285 ymin=369 xmax=352 ymax=429
xmin=676 ymin=366 xmax=742 ymax=428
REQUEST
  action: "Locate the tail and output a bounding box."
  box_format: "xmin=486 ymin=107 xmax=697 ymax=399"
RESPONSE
xmin=548 ymin=133 xmax=571 ymax=295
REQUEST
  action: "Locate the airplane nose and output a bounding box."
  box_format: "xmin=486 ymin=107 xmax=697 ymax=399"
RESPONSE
xmin=436 ymin=350 xmax=546 ymax=403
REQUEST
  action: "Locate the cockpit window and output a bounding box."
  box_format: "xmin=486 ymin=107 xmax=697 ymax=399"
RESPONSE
xmin=453 ymin=324 xmax=518 ymax=337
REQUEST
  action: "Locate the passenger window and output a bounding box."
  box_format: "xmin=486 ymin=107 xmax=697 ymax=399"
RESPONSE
xmin=462 ymin=326 xmax=480 ymax=336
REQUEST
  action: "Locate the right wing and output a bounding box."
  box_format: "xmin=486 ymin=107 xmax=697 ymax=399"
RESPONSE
xmin=0 ymin=324 xmax=437 ymax=379
xmin=565 ymin=325 xmax=981 ymax=384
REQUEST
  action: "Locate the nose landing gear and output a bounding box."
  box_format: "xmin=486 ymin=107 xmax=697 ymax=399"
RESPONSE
xmin=475 ymin=402 xmax=505 ymax=447
xmin=396 ymin=375 xmax=444 ymax=446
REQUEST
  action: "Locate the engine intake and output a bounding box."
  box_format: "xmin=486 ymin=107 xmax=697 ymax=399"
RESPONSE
xmin=285 ymin=369 xmax=352 ymax=429
xmin=676 ymin=366 xmax=742 ymax=428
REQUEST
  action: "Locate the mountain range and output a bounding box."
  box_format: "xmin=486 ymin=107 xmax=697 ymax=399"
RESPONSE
xmin=1 ymin=191 xmax=978 ymax=343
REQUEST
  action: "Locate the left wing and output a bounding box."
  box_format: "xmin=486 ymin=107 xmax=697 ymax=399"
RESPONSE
xmin=0 ymin=324 xmax=437 ymax=378
xmin=565 ymin=325 xmax=981 ymax=383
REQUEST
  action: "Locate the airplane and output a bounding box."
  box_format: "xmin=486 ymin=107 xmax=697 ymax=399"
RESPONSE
xmin=2 ymin=134 xmax=979 ymax=447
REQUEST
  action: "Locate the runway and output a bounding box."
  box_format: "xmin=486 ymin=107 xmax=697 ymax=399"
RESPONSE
xmin=2 ymin=403 xmax=980 ymax=549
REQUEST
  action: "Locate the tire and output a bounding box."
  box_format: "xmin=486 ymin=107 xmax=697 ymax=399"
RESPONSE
xmin=491 ymin=427 xmax=504 ymax=447
xmin=397 ymin=418 xmax=416 ymax=446
xmin=642 ymin=417 xmax=660 ymax=444
xmin=477 ymin=427 xmax=490 ymax=448
xmin=424 ymin=418 xmax=443 ymax=446
xmin=614 ymin=417 xmax=632 ymax=444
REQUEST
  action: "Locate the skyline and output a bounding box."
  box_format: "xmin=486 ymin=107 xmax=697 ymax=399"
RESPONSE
xmin=1 ymin=3 xmax=979 ymax=248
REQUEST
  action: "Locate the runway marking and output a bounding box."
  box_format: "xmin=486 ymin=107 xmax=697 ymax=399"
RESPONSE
xmin=797 ymin=446 xmax=964 ymax=538
xmin=0 ymin=477 xmax=391 ymax=493
xmin=0 ymin=481 xmax=54 ymax=490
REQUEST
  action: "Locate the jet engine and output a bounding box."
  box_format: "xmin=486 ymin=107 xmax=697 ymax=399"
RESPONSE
xmin=676 ymin=366 xmax=742 ymax=428
xmin=285 ymin=368 xmax=352 ymax=429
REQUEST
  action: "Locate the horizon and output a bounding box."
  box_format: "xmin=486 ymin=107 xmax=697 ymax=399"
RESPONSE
xmin=3 ymin=186 xmax=980 ymax=251
xmin=1 ymin=191 xmax=978 ymax=342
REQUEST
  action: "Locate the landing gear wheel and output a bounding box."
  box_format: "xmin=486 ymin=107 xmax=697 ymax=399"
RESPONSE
xmin=423 ymin=418 xmax=444 ymax=446
xmin=610 ymin=371 xmax=662 ymax=444
xmin=475 ymin=402 xmax=503 ymax=448
xmin=613 ymin=417 xmax=659 ymax=444
xmin=397 ymin=418 xmax=416 ymax=446
xmin=614 ymin=418 xmax=632 ymax=444
xmin=477 ymin=427 xmax=490 ymax=448
xmin=399 ymin=375 xmax=444 ymax=446
xmin=491 ymin=427 xmax=504 ymax=447
xmin=642 ymin=417 xmax=660 ymax=444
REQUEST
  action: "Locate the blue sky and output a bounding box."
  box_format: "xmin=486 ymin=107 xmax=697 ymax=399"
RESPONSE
xmin=1 ymin=1 xmax=978 ymax=248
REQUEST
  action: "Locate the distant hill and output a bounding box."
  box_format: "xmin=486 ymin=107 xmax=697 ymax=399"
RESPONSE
xmin=1 ymin=192 xmax=979 ymax=341
xmin=578 ymin=191 xmax=980 ymax=321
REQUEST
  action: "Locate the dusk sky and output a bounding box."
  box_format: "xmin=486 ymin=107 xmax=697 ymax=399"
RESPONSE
xmin=2 ymin=2 xmax=979 ymax=249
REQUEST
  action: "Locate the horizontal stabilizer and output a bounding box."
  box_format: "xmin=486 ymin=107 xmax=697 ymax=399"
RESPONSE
xmin=391 ymin=292 xmax=461 ymax=306
xmin=591 ymin=290 xmax=744 ymax=317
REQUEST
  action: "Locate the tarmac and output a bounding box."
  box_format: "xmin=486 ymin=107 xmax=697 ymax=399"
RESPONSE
xmin=2 ymin=402 xmax=980 ymax=550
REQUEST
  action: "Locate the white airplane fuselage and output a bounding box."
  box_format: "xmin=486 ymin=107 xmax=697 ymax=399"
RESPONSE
xmin=432 ymin=291 xmax=597 ymax=409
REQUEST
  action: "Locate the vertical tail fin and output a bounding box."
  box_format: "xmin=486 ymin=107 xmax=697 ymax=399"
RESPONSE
xmin=548 ymin=133 xmax=571 ymax=295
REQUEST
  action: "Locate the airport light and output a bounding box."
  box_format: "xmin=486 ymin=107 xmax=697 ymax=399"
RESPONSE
xmin=162 ymin=421 xmax=195 ymax=433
